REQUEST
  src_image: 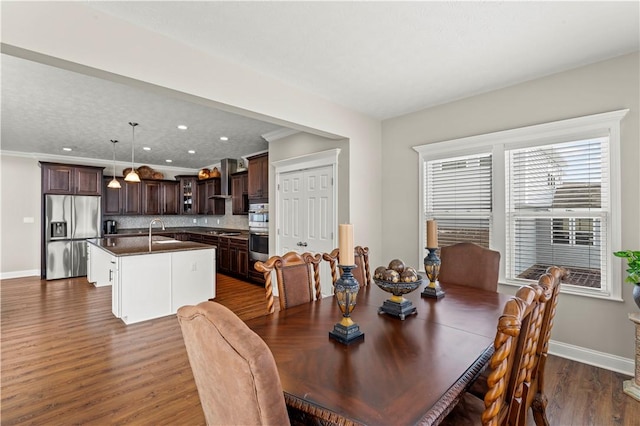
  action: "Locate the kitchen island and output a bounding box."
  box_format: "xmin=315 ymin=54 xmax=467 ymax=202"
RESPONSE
xmin=87 ymin=236 xmax=216 ymax=325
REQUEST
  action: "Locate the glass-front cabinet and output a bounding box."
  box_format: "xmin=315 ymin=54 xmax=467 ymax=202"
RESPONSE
xmin=176 ymin=175 xmax=198 ymax=215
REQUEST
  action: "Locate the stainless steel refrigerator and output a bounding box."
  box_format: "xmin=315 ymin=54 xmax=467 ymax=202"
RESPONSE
xmin=45 ymin=195 xmax=101 ymax=280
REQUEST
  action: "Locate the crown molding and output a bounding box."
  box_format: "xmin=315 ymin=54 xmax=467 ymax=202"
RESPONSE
xmin=261 ymin=128 xmax=299 ymax=143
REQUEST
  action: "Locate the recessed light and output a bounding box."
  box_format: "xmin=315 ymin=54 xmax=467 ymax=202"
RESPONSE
xmin=62 ymin=147 xmax=72 ymax=152
xmin=143 ymin=147 xmax=151 ymax=151
xmin=188 ymin=150 xmax=196 ymax=154
xmin=165 ymin=159 xmax=172 ymax=163
xmin=177 ymin=125 xmax=188 ymax=130
xmin=220 ymin=136 xmax=229 ymax=141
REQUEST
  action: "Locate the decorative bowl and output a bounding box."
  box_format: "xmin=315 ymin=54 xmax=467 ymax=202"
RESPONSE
xmin=373 ymin=276 xmax=422 ymax=297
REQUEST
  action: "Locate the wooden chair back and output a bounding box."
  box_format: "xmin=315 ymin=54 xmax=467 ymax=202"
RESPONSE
xmin=439 ymin=242 xmax=501 ymax=292
xmin=322 ymin=246 xmax=372 ymax=287
xmin=519 ymin=266 xmax=568 ymax=426
xmin=255 ymin=251 xmax=322 ymax=314
xmin=177 ymin=301 xmax=290 ymax=425
xmin=481 ymin=287 xmax=539 ymax=426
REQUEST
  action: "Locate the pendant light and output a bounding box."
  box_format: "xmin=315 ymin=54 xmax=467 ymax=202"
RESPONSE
xmin=107 ymin=139 xmax=121 ymax=189
xmin=124 ymin=122 xmax=140 ymax=183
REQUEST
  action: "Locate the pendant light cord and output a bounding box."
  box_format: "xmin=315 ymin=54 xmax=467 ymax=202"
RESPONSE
xmin=129 ymin=122 xmax=138 ymax=170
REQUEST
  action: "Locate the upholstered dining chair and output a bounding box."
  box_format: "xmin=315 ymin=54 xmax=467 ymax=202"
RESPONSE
xmin=322 ymin=246 xmax=372 ymax=287
xmin=254 ymin=251 xmax=323 ymax=314
xmin=177 ymin=301 xmax=290 ymax=426
xmin=440 ymin=285 xmax=541 ymax=426
xmin=439 ymin=242 xmax=501 ymax=292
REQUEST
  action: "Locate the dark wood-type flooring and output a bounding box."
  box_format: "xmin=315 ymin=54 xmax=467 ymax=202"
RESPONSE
xmin=1 ymin=275 xmax=638 ymax=425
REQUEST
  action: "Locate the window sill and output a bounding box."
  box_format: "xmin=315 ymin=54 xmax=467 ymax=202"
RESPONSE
xmin=499 ymin=279 xmax=623 ymax=302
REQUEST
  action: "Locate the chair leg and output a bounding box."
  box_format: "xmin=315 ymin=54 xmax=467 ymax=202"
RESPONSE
xmin=531 ymin=393 xmax=550 ymax=426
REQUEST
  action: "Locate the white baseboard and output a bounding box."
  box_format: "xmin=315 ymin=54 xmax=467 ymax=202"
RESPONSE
xmin=1 ymin=269 xmax=40 ymax=280
xmin=549 ymin=340 xmax=635 ymax=376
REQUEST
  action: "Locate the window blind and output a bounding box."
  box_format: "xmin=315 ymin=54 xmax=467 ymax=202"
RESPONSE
xmin=506 ymin=137 xmax=608 ymax=289
xmin=426 ymin=153 xmax=492 ymax=248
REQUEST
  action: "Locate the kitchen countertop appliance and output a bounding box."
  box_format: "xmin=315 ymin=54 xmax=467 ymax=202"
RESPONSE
xmin=44 ymin=194 xmax=101 ymax=280
xmin=104 ymin=219 xmax=117 ymax=235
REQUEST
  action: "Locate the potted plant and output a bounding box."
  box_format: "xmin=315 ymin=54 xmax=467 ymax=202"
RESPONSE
xmin=614 ymin=250 xmax=640 ymax=309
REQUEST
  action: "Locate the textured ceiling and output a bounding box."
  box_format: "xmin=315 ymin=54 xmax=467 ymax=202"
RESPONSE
xmin=1 ymin=1 xmax=638 ymax=171
xmin=0 ymin=53 xmax=278 ymax=170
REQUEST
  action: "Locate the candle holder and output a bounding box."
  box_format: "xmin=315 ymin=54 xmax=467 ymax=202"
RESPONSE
xmin=421 ymin=247 xmax=445 ymax=299
xmin=329 ymin=265 xmax=364 ymax=345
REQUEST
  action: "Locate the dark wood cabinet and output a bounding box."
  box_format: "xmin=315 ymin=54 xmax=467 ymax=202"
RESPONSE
xmin=176 ymin=176 xmax=198 ymax=215
xmin=103 ymin=177 xmax=124 ymax=215
xmin=142 ymin=180 xmax=179 ymax=215
xmin=122 ymin=181 xmax=142 ymax=215
xmin=103 ymin=177 xmax=142 ymax=215
xmin=247 ymin=153 xmax=269 ymax=201
xmin=196 ymin=178 xmax=225 ymax=215
xmin=41 ymin=162 xmax=103 ymax=195
xmin=231 ymin=171 xmax=249 ymax=215
xmin=229 ymin=238 xmax=249 ymax=278
xmin=218 ymin=239 xmax=231 ymax=274
xmin=217 ymin=236 xmax=248 ymax=278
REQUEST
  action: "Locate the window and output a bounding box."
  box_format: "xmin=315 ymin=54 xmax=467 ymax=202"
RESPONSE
xmin=414 ymin=109 xmax=627 ymax=300
xmin=425 ymin=153 xmax=492 ymax=249
xmin=506 ymin=138 xmax=606 ymax=290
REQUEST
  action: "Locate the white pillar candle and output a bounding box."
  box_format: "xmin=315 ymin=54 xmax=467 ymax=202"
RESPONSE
xmin=427 ymin=220 xmax=438 ymax=248
xmin=339 ymin=224 xmax=354 ymax=265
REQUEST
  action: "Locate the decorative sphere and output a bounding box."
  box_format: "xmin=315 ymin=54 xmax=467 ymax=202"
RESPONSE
xmin=388 ymin=259 xmax=405 ymax=273
xmin=401 ymin=269 xmax=418 ymax=282
xmin=382 ymin=269 xmax=400 ymax=283
xmin=374 ymin=266 xmax=387 ymax=279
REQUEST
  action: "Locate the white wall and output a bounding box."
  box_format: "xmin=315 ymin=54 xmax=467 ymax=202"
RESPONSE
xmin=381 ymin=52 xmax=640 ymax=363
xmin=0 ymin=156 xmax=42 ymax=277
xmin=1 ymin=2 xmax=382 ymax=266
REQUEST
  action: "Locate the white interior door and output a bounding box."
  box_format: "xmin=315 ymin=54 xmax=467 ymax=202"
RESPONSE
xmin=278 ymin=165 xmax=335 ymax=296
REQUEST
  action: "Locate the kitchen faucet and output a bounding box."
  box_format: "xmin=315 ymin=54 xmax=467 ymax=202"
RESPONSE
xmin=149 ymin=218 xmax=166 ymax=250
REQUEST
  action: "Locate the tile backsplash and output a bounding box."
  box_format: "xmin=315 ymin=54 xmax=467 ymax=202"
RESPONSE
xmin=110 ymin=200 xmax=249 ymax=231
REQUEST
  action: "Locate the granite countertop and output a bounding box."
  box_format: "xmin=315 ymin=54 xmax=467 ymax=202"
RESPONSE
xmin=109 ymin=226 xmax=249 ymax=241
xmin=88 ymin=236 xmax=216 ymax=257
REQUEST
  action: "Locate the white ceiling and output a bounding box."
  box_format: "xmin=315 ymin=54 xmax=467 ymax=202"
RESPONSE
xmin=2 ymin=1 xmax=638 ymax=170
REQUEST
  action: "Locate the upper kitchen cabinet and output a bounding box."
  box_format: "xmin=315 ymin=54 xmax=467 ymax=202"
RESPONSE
xmin=142 ymin=180 xmax=180 ymax=215
xmin=103 ymin=177 xmax=142 ymax=215
xmin=197 ymin=178 xmax=225 ymax=215
xmin=231 ymin=171 xmax=249 ymax=215
xmin=176 ymin=175 xmax=198 ymax=215
xmin=41 ymin=162 xmax=103 ymax=195
xmin=247 ymin=153 xmax=268 ymax=201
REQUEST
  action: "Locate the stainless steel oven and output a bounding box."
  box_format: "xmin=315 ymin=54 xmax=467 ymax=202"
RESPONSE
xmin=248 ymin=231 xmax=269 ymax=262
xmin=249 ymin=203 xmax=269 ymax=262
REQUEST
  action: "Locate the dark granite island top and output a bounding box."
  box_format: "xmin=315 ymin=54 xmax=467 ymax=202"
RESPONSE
xmin=87 ymin=235 xmax=215 ymax=256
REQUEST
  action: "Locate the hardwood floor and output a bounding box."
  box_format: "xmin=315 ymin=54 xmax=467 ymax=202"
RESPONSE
xmin=1 ymin=275 xmax=638 ymax=425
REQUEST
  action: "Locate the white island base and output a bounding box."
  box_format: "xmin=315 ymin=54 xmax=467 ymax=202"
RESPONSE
xmin=88 ymin=238 xmax=216 ymax=325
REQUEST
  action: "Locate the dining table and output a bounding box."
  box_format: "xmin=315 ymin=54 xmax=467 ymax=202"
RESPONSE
xmin=245 ymin=280 xmax=512 ymax=426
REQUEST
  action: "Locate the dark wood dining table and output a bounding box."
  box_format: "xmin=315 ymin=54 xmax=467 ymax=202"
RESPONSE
xmin=245 ymin=281 xmax=511 ymax=426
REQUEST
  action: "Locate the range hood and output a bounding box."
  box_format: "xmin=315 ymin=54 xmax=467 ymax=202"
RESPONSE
xmin=208 ymin=158 xmax=237 ymax=199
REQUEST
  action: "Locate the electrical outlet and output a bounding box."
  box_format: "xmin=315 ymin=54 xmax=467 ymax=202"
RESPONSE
xmin=204 ymin=218 xmax=207 ymax=224
xmin=191 ymin=262 xmax=197 ymax=272
xmin=217 ymin=219 xmax=220 ymax=225
xmin=192 ymin=218 xmax=197 ymax=224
